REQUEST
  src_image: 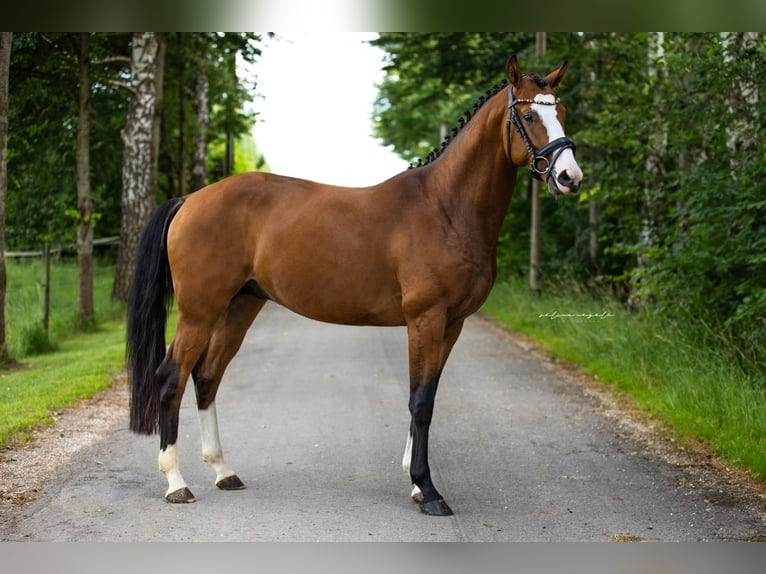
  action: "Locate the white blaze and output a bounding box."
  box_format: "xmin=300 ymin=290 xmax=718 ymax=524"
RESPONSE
xmin=531 ymin=94 xmax=583 ymax=192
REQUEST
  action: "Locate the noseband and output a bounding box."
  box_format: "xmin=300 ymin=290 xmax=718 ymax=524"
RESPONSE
xmin=506 ymin=87 xmax=576 ymax=185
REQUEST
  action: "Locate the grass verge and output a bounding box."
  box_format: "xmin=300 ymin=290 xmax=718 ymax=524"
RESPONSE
xmin=0 ymin=259 xmax=128 ymax=448
xmin=482 ymin=280 xmax=766 ymax=479
xmin=0 ymin=319 xmax=126 ymax=447
xmin=5 ymin=259 xmax=123 ymax=357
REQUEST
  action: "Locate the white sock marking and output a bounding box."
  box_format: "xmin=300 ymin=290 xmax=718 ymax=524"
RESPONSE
xmin=158 ymin=443 xmax=188 ymax=496
xmin=198 ymin=401 xmax=237 ymax=483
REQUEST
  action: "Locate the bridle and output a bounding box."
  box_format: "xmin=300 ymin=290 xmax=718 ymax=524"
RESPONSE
xmin=506 ymin=86 xmax=577 ymax=185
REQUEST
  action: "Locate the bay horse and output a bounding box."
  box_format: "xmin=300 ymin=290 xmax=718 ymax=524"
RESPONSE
xmin=127 ymin=55 xmax=583 ymax=516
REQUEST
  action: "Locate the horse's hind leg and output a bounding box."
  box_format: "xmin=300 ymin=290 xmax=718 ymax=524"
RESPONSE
xmin=193 ymin=292 xmax=266 ymax=491
xmin=156 ymin=299 xmax=234 ymax=502
xmin=156 ymin=329 xmax=209 ymax=503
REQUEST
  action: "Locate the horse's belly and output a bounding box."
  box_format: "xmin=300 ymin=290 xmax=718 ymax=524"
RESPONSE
xmin=256 ymin=263 xmax=405 ymax=327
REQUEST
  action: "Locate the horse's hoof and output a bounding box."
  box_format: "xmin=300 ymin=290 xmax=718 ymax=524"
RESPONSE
xmin=216 ymin=474 xmax=245 ymax=490
xmin=419 ymin=498 xmax=454 ymax=516
xmin=165 ymin=487 xmax=196 ymax=503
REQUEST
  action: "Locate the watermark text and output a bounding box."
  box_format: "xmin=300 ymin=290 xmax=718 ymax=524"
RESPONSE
xmin=538 ymin=310 xmax=615 ymax=321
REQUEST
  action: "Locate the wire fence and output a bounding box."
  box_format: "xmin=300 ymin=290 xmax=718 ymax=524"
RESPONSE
xmin=4 ymin=235 xmax=119 ymax=258
xmin=4 ymin=238 xmax=121 ymax=355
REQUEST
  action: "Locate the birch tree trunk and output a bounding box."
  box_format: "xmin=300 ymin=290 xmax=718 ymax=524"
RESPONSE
xmin=190 ymin=64 xmax=209 ymax=192
xmin=0 ymin=32 xmax=12 ymax=363
xmin=721 ymin=32 xmax=759 ymax=168
xmin=631 ymin=32 xmax=666 ymax=308
xmin=112 ymin=32 xmax=159 ymax=303
xmin=639 ymin=32 xmax=666 ymax=265
xmin=150 ymin=34 xmax=165 ymax=206
xmin=177 ymin=33 xmax=187 ymax=198
xmin=76 ymin=32 xmax=95 ymax=327
xmin=529 ymin=31 xmax=546 ymax=294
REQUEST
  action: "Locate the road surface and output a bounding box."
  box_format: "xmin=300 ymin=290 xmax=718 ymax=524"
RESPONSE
xmin=2 ymin=304 xmax=764 ymax=541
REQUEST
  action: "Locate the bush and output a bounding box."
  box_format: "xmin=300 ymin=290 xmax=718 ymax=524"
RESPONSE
xmin=19 ymin=323 xmax=59 ymax=356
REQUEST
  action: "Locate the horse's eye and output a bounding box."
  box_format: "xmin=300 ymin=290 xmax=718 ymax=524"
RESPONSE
xmin=523 ymin=112 xmax=534 ymax=123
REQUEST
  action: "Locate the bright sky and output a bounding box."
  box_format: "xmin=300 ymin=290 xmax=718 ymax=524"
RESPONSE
xmin=250 ymin=32 xmax=408 ymax=187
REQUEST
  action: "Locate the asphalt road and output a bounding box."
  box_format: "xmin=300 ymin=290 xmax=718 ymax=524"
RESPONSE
xmin=3 ymin=304 xmax=764 ymax=541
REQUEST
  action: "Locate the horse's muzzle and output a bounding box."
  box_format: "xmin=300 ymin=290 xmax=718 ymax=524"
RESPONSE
xmin=556 ymin=170 xmax=582 ymax=194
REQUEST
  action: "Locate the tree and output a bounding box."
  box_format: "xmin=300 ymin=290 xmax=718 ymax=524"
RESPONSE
xmin=190 ymin=60 xmax=209 ymax=191
xmin=529 ymin=32 xmax=546 ymax=294
xmin=112 ymin=32 xmax=159 ymax=303
xmin=76 ymin=32 xmax=95 ymax=327
xmin=0 ymin=32 xmax=12 ymax=364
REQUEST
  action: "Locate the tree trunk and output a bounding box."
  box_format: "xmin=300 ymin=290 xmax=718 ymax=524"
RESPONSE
xmin=177 ymin=33 xmax=187 ymax=198
xmin=721 ymin=33 xmax=759 ymax=166
xmin=112 ymin=32 xmax=159 ymax=303
xmin=190 ymin=64 xmax=209 ymax=191
xmin=589 ymin=196 xmax=600 ymax=271
xmin=529 ymin=32 xmax=546 ymax=294
xmin=640 ymin=32 xmax=666 ymax=264
xmin=0 ymin=32 xmax=12 ymax=363
xmin=223 ymin=47 xmax=237 ymax=177
xmin=76 ymin=33 xmax=95 ymax=327
xmin=150 ymin=34 xmax=165 ymax=203
xmin=630 ymin=32 xmax=666 ymax=308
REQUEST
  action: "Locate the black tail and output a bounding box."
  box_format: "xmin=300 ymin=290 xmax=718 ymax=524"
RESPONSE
xmin=127 ymin=198 xmax=184 ymax=434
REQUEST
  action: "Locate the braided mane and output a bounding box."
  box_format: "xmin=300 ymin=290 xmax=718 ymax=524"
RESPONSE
xmin=408 ymin=78 xmax=510 ymax=169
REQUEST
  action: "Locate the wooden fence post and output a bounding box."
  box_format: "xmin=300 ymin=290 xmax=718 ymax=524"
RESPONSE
xmin=43 ymin=242 xmax=50 ymax=332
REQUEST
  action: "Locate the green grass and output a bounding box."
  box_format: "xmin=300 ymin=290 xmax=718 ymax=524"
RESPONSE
xmin=0 ymin=320 xmax=126 ymax=446
xmin=482 ymin=280 xmax=766 ymax=479
xmin=0 ymin=259 xmax=127 ymax=447
xmin=5 ymin=259 xmax=123 ymax=358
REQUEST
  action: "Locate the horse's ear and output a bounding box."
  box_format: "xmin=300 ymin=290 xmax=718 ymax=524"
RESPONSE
xmin=506 ymin=55 xmax=523 ymax=90
xmin=544 ymin=61 xmax=568 ymax=89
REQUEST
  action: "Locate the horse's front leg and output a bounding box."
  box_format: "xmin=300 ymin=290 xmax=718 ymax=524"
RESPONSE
xmin=403 ymin=312 xmax=464 ymax=516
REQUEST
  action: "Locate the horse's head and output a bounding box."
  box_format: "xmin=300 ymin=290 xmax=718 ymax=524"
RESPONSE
xmin=505 ymin=55 xmax=583 ymax=196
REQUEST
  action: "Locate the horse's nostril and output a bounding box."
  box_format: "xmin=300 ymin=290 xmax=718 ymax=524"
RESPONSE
xmin=558 ymin=171 xmax=581 ymax=193
xmin=558 ymin=171 xmax=573 ymax=186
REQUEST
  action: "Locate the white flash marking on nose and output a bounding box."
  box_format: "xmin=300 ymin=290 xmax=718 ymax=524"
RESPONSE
xmin=531 ymin=94 xmax=565 ymax=140
xmin=531 ymin=93 xmax=583 ymax=186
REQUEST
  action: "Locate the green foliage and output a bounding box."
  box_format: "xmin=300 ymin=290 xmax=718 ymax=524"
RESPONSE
xmin=7 ymin=33 xmax=129 ymax=249
xmin=371 ymin=33 xmax=535 ymax=163
xmin=6 ymin=32 xmax=263 ymax=248
xmin=159 ymin=32 xmax=263 ymax=195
